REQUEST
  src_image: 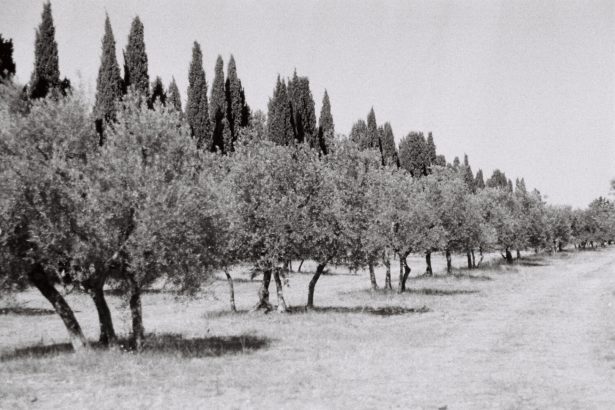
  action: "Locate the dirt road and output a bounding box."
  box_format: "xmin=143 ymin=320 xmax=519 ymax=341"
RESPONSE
xmin=386 ymin=249 xmax=615 ymax=409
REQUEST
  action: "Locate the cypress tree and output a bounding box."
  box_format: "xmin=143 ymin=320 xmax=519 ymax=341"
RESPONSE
xmin=463 ymin=154 xmax=475 ymax=193
xmin=167 ymin=77 xmax=182 ymax=113
xmin=486 ymin=169 xmax=509 ymax=190
xmin=349 ymin=119 xmax=367 ymax=148
xmin=288 ymin=71 xmax=317 ymax=147
xmin=225 ymin=55 xmax=243 ymax=140
xmin=0 ymin=34 xmax=16 ymax=81
xmin=267 ymin=76 xmax=294 ymax=146
xmin=94 ymin=15 xmax=122 ymax=125
xmin=186 ymin=41 xmax=211 ymax=150
xmin=29 ymin=2 xmax=60 ymax=99
xmin=149 ymin=76 xmax=166 ymax=107
xmin=124 ymin=16 xmax=149 ymax=96
xmin=366 ymin=107 xmax=380 ymax=150
xmin=452 ymin=156 xmax=461 ymax=169
xmin=239 ymin=83 xmax=251 ymax=127
xmin=380 ymin=122 xmax=398 ymax=167
xmin=222 ymin=117 xmax=232 ymax=155
xmin=434 ymin=154 xmax=447 ymax=167
xmin=399 ymin=132 xmax=428 ymax=177
xmin=317 ymin=90 xmax=334 ymax=154
xmin=426 ymin=132 xmax=437 ymax=164
xmin=210 ymin=56 xmax=226 ymax=152
xmin=474 ymin=169 xmax=485 ymax=190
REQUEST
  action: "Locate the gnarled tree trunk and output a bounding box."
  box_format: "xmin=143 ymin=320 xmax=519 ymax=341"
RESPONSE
xmin=297 ymin=259 xmax=304 ymax=273
xmin=383 ymin=252 xmax=392 ymax=290
xmin=128 ymin=278 xmax=145 ymax=351
xmin=466 ymin=251 xmax=472 ymax=269
xmin=253 ymin=269 xmax=273 ymax=311
xmin=398 ymin=253 xmax=411 ymax=293
xmin=224 ymin=270 xmax=236 ymax=312
xmin=28 ymin=264 xmax=88 ymax=352
xmin=471 ymin=250 xmax=476 ymax=268
xmin=273 ymin=269 xmax=287 ymax=313
xmin=445 ymin=249 xmax=452 ymax=274
xmin=89 ymin=286 xmax=116 ymax=346
xmin=505 ymin=248 xmax=513 ymax=264
xmin=307 ymin=262 xmax=327 ymax=308
xmin=368 ymin=261 xmax=378 ymax=290
xmin=516 ymin=249 xmax=521 ymax=260
xmin=425 ymin=251 xmax=433 ymax=276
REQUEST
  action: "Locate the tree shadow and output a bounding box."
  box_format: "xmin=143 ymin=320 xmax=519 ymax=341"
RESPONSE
xmin=288 ymin=305 xmax=430 ymax=316
xmin=0 ymin=333 xmax=271 ymax=362
xmin=0 ymin=307 xmax=56 ymax=316
xmin=404 ymin=288 xmax=479 ymax=296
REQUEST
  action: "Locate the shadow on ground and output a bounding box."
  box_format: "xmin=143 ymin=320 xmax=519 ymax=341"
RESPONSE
xmin=288 ymin=305 xmax=430 ymax=316
xmin=405 ymin=288 xmax=479 ymax=296
xmin=0 ymin=333 xmax=271 ymax=362
xmin=0 ymin=307 xmax=56 ymax=316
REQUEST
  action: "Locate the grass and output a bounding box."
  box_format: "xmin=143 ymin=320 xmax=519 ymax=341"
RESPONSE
xmin=2 ymin=248 xmax=615 ymax=408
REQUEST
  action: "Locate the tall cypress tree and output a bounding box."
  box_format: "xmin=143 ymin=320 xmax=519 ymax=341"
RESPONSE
xmin=317 ymin=90 xmax=334 ymax=154
xmin=29 ymin=2 xmax=60 ymax=99
xmin=267 ymin=76 xmax=294 ymax=145
xmin=399 ymin=132 xmax=428 ymax=177
xmin=239 ymin=83 xmax=251 ymax=127
xmin=426 ymin=132 xmax=437 ymax=164
xmin=186 ymin=41 xmax=211 ymax=150
xmin=225 ymin=55 xmax=243 ymax=141
xmin=462 ymin=154 xmax=475 ymax=193
xmin=149 ymin=76 xmax=166 ymax=107
xmin=94 ymin=15 xmax=122 ymax=125
xmin=366 ymin=108 xmax=380 ymax=151
xmin=0 ymin=34 xmax=16 ymax=81
xmin=380 ymin=122 xmax=398 ymax=167
xmin=210 ymin=56 xmax=226 ymax=152
xmin=167 ymin=77 xmax=182 ymax=113
xmin=124 ymin=16 xmax=149 ymax=96
xmin=288 ymin=71 xmax=317 ymax=147
xmin=474 ymin=169 xmax=485 ymax=190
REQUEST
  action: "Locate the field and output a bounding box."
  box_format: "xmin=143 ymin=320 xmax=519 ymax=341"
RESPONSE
xmin=2 ymin=249 xmax=615 ymax=409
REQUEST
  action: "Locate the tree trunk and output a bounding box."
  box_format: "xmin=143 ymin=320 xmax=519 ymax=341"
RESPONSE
xmin=558 ymin=242 xmax=563 ymax=252
xmin=425 ymin=251 xmax=433 ymax=276
xmin=383 ymin=252 xmax=392 ymax=290
xmin=516 ymin=249 xmax=521 ymax=260
xmin=253 ymin=269 xmax=273 ymax=311
xmin=287 ymin=260 xmax=292 ymax=272
xmin=128 ymin=279 xmax=145 ymax=351
xmin=273 ymin=269 xmax=287 ymax=313
xmin=466 ymin=251 xmax=472 ymax=269
xmin=445 ymin=249 xmax=452 ymax=274
xmin=505 ymin=248 xmax=513 ymax=264
xmin=471 ymin=250 xmax=476 ymax=268
xmin=28 ymin=264 xmax=88 ymax=352
xmin=89 ymin=287 xmax=116 ymax=346
xmin=297 ymin=259 xmax=304 ymax=273
xmin=398 ymin=253 xmax=411 ymax=293
xmin=368 ymin=261 xmax=378 ymax=290
xmin=307 ymin=262 xmax=327 ymax=308
xmin=224 ymin=270 xmax=236 ymax=312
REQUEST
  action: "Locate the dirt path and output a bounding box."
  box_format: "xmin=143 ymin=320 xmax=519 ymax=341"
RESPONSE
xmin=409 ymin=250 xmax=615 ymax=409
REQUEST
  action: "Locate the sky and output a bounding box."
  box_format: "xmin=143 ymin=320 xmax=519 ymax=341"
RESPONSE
xmin=1 ymin=0 xmax=614 ymax=207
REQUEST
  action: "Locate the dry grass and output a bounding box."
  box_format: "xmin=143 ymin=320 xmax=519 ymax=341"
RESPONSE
xmin=2 ymin=249 xmax=615 ymax=408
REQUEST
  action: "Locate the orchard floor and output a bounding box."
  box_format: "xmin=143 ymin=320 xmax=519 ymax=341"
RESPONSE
xmin=2 ymin=249 xmax=615 ymax=409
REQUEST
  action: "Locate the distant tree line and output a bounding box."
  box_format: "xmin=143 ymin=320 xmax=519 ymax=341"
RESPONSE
xmin=1 ymin=3 xmax=614 ymax=352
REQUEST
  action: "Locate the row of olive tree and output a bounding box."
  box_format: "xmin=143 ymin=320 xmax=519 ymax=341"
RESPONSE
xmin=2 ymin=86 xmax=614 ymax=352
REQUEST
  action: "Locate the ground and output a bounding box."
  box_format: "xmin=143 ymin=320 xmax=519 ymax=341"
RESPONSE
xmin=1 ymin=249 xmax=615 ymax=409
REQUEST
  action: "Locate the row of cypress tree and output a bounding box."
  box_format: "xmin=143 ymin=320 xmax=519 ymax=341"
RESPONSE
xmin=14 ymin=1 xmax=522 ymax=189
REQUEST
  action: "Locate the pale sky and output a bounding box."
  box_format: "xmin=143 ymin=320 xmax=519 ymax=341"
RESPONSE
xmin=1 ymin=0 xmax=614 ymax=207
